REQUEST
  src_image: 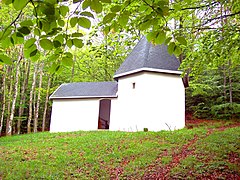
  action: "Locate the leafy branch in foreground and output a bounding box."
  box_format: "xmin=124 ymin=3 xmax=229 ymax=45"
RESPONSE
xmin=0 ymin=0 xmax=239 ymax=74
xmin=0 ymin=0 xmax=110 ymax=72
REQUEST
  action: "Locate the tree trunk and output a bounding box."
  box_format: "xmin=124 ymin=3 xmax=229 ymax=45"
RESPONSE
xmin=5 ymin=66 xmax=13 ymax=135
xmin=0 ymin=66 xmax=6 ymax=136
xmin=6 ymin=52 xmax=22 ymax=136
xmin=228 ymin=60 xmax=233 ymax=104
xmin=27 ymin=63 xmax=38 ymax=133
xmin=33 ymin=63 xmax=44 ymax=133
xmin=42 ymin=75 xmax=51 ymax=132
xmin=17 ymin=60 xmax=31 ymax=134
xmin=220 ymin=4 xmax=227 ymax=102
xmin=223 ymin=65 xmax=227 ymax=101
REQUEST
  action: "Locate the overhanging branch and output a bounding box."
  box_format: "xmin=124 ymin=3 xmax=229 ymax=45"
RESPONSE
xmin=0 ymin=10 xmax=23 ymax=40
xmin=173 ymin=2 xmax=219 ymax=11
xmin=202 ymin=11 xmax=240 ymax=26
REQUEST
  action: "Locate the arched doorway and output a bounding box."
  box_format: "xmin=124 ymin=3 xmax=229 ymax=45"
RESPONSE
xmin=98 ymin=99 xmax=111 ymax=129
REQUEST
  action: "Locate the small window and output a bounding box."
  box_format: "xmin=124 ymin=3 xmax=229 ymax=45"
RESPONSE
xmin=132 ymin=82 xmax=136 ymax=89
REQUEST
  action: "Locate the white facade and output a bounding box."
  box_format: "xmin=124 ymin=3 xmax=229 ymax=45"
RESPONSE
xmin=50 ymin=71 xmax=185 ymax=132
xmin=50 ymin=99 xmax=100 ymax=132
xmin=110 ymin=71 xmax=185 ymax=131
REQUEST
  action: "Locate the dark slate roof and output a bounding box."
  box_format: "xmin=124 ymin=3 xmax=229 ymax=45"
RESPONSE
xmin=50 ymin=81 xmax=118 ymax=99
xmin=114 ymin=36 xmax=181 ymax=79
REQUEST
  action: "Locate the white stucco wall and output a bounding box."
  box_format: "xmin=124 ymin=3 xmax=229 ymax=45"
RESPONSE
xmin=50 ymin=71 xmax=185 ymax=133
xmin=50 ymin=99 xmax=100 ymax=132
xmin=110 ymin=71 xmax=185 ymax=131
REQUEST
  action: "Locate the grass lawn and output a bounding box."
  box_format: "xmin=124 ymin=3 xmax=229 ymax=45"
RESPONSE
xmin=0 ymin=120 xmax=239 ymax=179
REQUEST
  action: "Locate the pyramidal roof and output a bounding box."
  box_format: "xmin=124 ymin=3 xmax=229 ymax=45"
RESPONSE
xmin=114 ymin=36 xmax=181 ymax=79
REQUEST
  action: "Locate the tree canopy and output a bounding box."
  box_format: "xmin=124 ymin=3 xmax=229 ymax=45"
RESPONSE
xmin=1 ymin=0 xmax=239 ymax=69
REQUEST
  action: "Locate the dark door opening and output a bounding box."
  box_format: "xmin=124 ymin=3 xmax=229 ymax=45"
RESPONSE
xmin=98 ymin=99 xmax=111 ymax=129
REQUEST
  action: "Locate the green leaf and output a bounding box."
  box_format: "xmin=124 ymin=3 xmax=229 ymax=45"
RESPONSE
xmin=82 ymin=0 xmax=91 ymax=10
xmin=54 ymin=34 xmax=64 ymax=44
xmin=119 ymin=14 xmax=129 ymax=27
xmin=24 ymin=38 xmax=36 ymax=48
xmin=16 ymin=32 xmax=24 ymax=38
xmin=176 ymin=36 xmax=187 ymax=46
xmin=30 ymin=49 xmax=38 ymax=57
xmin=47 ymin=0 xmax=57 ymax=4
xmin=39 ymin=39 xmax=53 ymax=50
xmin=53 ymin=40 xmax=61 ymax=48
xmin=111 ymin=22 xmax=119 ymax=32
xmin=58 ymin=19 xmax=65 ymax=27
xmin=42 ymin=5 xmax=55 ymax=16
xmin=62 ymin=56 xmax=73 ymax=66
xmin=49 ymin=63 xmax=59 ymax=74
xmin=66 ymin=39 xmax=73 ymax=48
xmin=10 ymin=37 xmax=14 ymax=45
xmin=164 ymin=37 xmax=172 ymax=45
xmin=11 ymin=32 xmax=24 ymax=44
xmin=80 ymin=11 xmax=94 ymax=18
xmin=70 ymin=17 xmax=78 ymax=27
xmin=24 ymin=44 xmax=37 ymax=58
xmin=155 ymin=31 xmax=166 ymax=44
xmin=0 ymin=28 xmax=12 ymax=40
xmin=59 ymin=5 xmax=69 ymax=17
xmin=146 ymin=31 xmax=157 ymax=42
xmin=100 ymin=0 xmax=111 ymax=2
xmin=73 ymin=39 xmax=83 ymax=48
xmin=30 ymin=51 xmax=40 ymax=62
xmin=2 ymin=0 xmax=13 ymax=5
xmin=173 ymin=4 xmax=181 ymax=11
xmin=0 ymin=54 xmax=12 ymax=65
xmin=13 ymin=0 xmax=28 ymax=11
xmin=73 ymin=0 xmax=81 ymax=3
xmin=111 ymin=5 xmax=121 ymax=12
xmin=168 ymin=42 xmax=176 ymax=55
xmin=40 ymin=20 xmax=51 ymax=33
xmin=34 ymin=28 xmax=41 ymax=36
xmin=18 ymin=26 xmax=31 ymax=35
xmin=90 ymin=0 xmax=102 ymax=13
xmin=50 ymin=21 xmax=58 ymax=30
xmin=103 ymin=26 xmax=110 ymax=35
xmin=103 ymin=13 xmax=116 ymax=24
xmin=173 ymin=46 xmax=182 ymax=56
xmin=139 ymin=20 xmax=153 ymax=31
xmin=72 ymin=33 xmax=83 ymax=37
xmin=48 ymin=54 xmax=58 ymax=62
xmin=20 ymin=20 xmax=34 ymax=27
xmin=78 ymin=17 xmax=91 ymax=29
xmin=139 ymin=5 xmax=148 ymax=12
xmin=1 ymin=37 xmax=13 ymax=48
xmin=65 ymin=52 xmax=73 ymax=58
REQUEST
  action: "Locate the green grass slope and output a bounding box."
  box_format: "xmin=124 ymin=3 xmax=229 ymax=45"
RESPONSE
xmin=0 ymin=123 xmax=239 ymax=179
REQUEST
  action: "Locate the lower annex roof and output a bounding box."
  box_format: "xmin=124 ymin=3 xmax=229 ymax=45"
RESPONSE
xmin=50 ymin=81 xmax=118 ymax=99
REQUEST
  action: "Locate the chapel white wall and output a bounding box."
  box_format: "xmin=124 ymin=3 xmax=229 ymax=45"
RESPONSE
xmin=50 ymin=99 xmax=99 ymax=132
xmin=110 ymin=72 xmax=185 ymax=131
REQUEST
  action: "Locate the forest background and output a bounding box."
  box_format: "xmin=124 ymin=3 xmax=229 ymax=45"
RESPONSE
xmin=0 ymin=0 xmax=239 ymax=136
